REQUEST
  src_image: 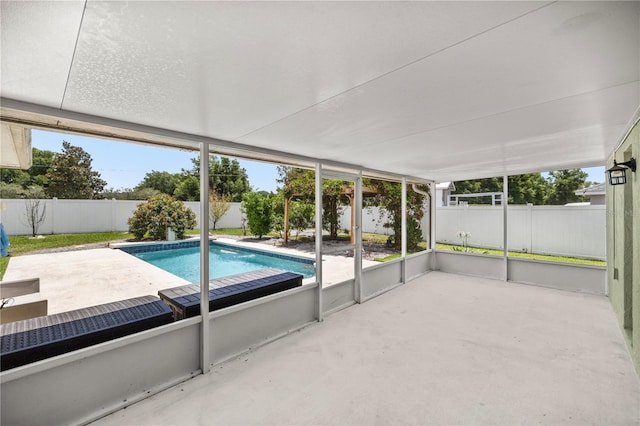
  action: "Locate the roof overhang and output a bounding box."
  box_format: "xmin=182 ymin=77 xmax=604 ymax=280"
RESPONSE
xmin=1 ymin=1 xmax=638 ymax=181
xmin=0 ymin=122 xmax=32 ymax=169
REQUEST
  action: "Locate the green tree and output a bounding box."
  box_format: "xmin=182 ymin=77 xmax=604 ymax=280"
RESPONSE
xmin=451 ymin=177 xmax=503 ymax=204
xmin=135 ymin=170 xmax=181 ymax=195
xmin=453 ymin=173 xmax=554 ymax=205
xmin=127 ymin=193 xmax=196 ymax=240
xmin=0 ymin=148 xmax=54 ymax=189
xmin=22 ymin=185 xmax=46 ymax=199
xmin=0 ymin=182 xmax=27 ymax=198
xmin=212 ymin=157 xmax=251 ymax=202
xmin=322 ymin=179 xmax=349 ymax=240
xmin=241 ymin=191 xmax=273 ymax=239
xmin=0 ymin=183 xmax=46 ymax=199
xmin=547 ymin=169 xmax=589 ymax=205
xmin=0 ymin=168 xmax=30 ymax=187
xmin=101 ymin=187 xmax=160 ymax=200
xmin=277 ymin=166 xmax=315 ymax=202
xmin=209 ymin=191 xmax=231 ymax=230
xmin=273 ymin=193 xmax=315 ymax=240
xmin=29 ymin=148 xmax=54 ymax=187
xmin=277 ymin=166 xmax=351 ymax=240
xmin=45 ymin=141 xmax=106 ymax=199
xmin=187 ymin=156 xmax=251 ymax=202
xmin=507 ymin=174 xmax=551 ymax=205
xmin=366 ymin=180 xmax=428 ymax=251
xmin=174 ymin=175 xmax=200 ymax=201
xmin=289 ymin=200 xmax=315 ymax=239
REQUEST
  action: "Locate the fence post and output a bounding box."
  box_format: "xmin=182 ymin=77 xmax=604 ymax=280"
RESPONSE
xmin=527 ymin=203 xmax=533 ymax=254
xmin=502 ymin=176 xmax=508 ymax=281
xmin=51 ymin=198 xmax=58 ymax=235
xmin=111 ymin=198 xmax=117 ymax=232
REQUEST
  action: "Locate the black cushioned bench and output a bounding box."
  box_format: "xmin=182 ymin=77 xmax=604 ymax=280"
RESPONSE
xmin=158 ymin=268 xmax=304 ymax=320
xmin=0 ymin=295 xmax=173 ymax=371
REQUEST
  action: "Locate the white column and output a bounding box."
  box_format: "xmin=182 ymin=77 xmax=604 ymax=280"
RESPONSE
xmin=401 ymin=177 xmax=407 ymax=283
xmin=430 ymin=182 xmax=437 ymax=251
xmin=315 ymin=162 xmax=323 ymax=321
xmin=199 ymin=143 xmax=210 ymax=373
xmin=503 ymin=175 xmax=509 ymax=281
xmin=355 ymin=172 xmax=363 ymax=303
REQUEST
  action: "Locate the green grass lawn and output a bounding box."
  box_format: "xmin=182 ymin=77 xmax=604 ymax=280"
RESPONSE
xmin=435 ymin=243 xmax=606 ymax=266
xmin=374 ymin=243 xmax=605 ymax=266
xmin=206 ymin=228 xmax=248 ymax=237
xmin=0 ymin=228 xmax=604 ymax=280
xmin=0 ymin=257 xmax=9 ymax=281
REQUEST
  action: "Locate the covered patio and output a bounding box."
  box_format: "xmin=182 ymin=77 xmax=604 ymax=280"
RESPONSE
xmin=94 ymin=272 xmax=640 ymax=425
xmin=1 ymin=1 xmax=639 ymax=425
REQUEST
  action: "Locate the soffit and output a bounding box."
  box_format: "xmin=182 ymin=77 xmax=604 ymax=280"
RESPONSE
xmin=1 ymin=1 xmax=638 ymax=181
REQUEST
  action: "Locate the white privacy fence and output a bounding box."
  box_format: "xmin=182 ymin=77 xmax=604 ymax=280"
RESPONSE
xmin=0 ymin=198 xmax=243 ymax=235
xmin=436 ymin=205 xmax=606 ymax=260
xmin=339 ymin=206 xmax=393 ymax=236
xmin=0 ymin=199 xmax=605 ymax=260
xmin=0 ymin=199 xmax=395 ymax=236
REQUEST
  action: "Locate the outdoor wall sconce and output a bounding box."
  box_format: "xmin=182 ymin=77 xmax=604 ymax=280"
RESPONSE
xmin=607 ymin=158 xmax=636 ymax=185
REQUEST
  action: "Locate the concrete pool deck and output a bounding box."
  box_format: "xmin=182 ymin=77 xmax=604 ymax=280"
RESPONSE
xmin=2 ymin=239 xmax=376 ymax=314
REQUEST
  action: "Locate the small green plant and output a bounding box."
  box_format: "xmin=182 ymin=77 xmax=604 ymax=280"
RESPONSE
xmin=128 ymin=194 xmax=196 ymax=240
xmin=456 ymin=231 xmax=471 ymax=252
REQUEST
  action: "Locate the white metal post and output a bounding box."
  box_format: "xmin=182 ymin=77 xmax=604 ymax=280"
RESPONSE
xmin=355 ymin=172 xmax=363 ymax=303
xmin=315 ymin=162 xmax=323 ymax=321
xmin=430 ymin=182 xmax=437 ymax=251
xmin=199 ymin=143 xmax=210 ymax=373
xmin=401 ymin=177 xmax=407 ymax=283
xmin=503 ymin=175 xmax=509 ymax=281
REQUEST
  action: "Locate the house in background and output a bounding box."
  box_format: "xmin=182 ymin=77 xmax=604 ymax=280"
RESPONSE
xmin=435 ymin=182 xmax=455 ymax=206
xmin=575 ymin=182 xmax=606 ymax=205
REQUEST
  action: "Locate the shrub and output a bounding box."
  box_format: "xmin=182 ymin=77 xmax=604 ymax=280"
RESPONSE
xmin=241 ymin=191 xmax=273 ymax=239
xmin=128 ymin=194 xmax=196 ymax=240
xmin=289 ymin=200 xmax=315 ymax=239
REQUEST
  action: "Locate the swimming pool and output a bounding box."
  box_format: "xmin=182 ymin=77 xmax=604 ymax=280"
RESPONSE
xmin=119 ymin=240 xmax=315 ymax=282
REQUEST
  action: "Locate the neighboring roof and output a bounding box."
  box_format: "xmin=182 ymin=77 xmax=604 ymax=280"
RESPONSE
xmin=435 ymin=182 xmax=455 ymax=191
xmin=575 ymin=183 xmax=606 ymax=197
xmin=1 ymin=2 xmax=638 ymax=181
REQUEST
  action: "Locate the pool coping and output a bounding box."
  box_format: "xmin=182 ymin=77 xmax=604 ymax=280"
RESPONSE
xmin=111 ymin=237 xmax=316 ymax=265
xmin=110 ymin=236 xmax=204 ymax=251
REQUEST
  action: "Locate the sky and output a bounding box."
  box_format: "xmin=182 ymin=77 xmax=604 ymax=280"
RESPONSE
xmin=32 ymin=130 xmax=281 ymax=192
xmin=32 ymin=129 xmax=606 ymax=191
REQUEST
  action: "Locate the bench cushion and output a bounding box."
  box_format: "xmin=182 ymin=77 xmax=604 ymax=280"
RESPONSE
xmin=1 ymin=295 xmax=173 ymax=371
xmin=158 ymin=268 xmax=303 ymax=320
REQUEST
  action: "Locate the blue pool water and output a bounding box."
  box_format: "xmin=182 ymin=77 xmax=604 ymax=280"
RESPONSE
xmin=124 ymin=241 xmax=315 ymax=282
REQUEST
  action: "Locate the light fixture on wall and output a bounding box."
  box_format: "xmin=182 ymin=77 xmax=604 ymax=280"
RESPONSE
xmin=607 ymin=158 xmax=636 ymax=185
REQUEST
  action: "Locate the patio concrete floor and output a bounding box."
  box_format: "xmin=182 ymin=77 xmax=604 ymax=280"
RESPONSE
xmin=92 ymin=271 xmax=640 ymax=425
xmin=2 ymin=239 xmax=374 ymax=314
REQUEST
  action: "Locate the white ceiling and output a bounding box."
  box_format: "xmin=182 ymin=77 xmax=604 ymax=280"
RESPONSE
xmin=1 ymin=1 xmax=639 ymax=181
